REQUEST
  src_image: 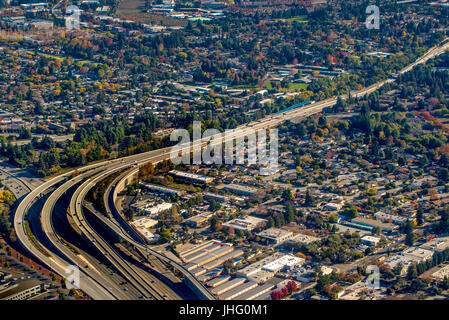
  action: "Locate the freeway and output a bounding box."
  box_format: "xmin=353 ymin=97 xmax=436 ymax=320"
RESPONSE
xmin=84 ymin=201 xmax=185 ymax=289
xmin=0 ymin=162 xmax=45 ymax=198
xmin=13 ymin=171 xmax=116 ymax=300
xmin=107 ymin=168 xmax=219 ymax=299
xmin=69 ymin=160 xmax=181 ymax=299
xmin=40 ymin=166 xmax=138 ymax=299
xmin=13 ymin=38 xmax=449 ymax=299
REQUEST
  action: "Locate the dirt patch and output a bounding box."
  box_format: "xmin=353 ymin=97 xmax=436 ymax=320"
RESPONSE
xmin=117 ymin=0 xmax=187 ymax=26
xmin=117 ymin=0 xmax=146 ymax=16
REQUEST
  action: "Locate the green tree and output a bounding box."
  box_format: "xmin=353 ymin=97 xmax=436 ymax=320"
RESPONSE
xmin=342 ymin=206 xmax=358 ymax=219
xmin=404 ymin=220 xmax=414 ymax=246
xmin=209 ymin=199 xmax=222 ymax=212
xmin=304 ymin=190 xmax=315 ymax=207
xmin=372 ymin=226 xmax=381 ymax=236
xmin=282 ymin=188 xmax=294 ymax=201
xmin=439 ymin=168 xmax=449 ymax=182
xmin=210 ymin=215 xmax=219 ymax=232
xmin=285 ymin=202 xmax=295 ymax=223
xmin=407 ymin=264 xmax=418 ymax=280
xmin=160 ymin=228 xmax=172 ymax=243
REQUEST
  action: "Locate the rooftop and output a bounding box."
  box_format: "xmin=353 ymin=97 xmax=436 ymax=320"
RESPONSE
xmin=222 ymin=215 xmax=267 ymax=231
xmin=257 ymin=227 xmax=293 ymax=242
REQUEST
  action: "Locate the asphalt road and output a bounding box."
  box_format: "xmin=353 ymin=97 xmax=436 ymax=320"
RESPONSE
xmin=40 ymin=168 xmax=138 ymax=299
xmin=0 ymin=162 xmax=45 ymax=198
xmin=69 ymin=162 xmax=176 ymax=299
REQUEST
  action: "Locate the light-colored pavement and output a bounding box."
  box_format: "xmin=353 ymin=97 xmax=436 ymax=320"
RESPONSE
xmin=0 ymin=134 xmax=74 ymax=147
xmin=0 ymin=162 xmax=45 ymax=198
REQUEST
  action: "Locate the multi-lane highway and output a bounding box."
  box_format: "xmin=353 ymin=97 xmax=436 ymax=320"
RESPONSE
xmin=40 ymin=166 xmax=137 ymax=299
xmin=0 ymin=162 xmax=45 ymax=198
xmin=69 ymin=161 xmax=181 ymax=299
xmin=12 ymin=39 xmax=449 ymax=300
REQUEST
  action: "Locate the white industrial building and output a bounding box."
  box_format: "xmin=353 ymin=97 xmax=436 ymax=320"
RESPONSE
xmin=361 ymin=235 xmax=381 ymax=246
xmin=385 ymin=255 xmax=415 ymax=275
xmin=222 ymin=216 xmax=267 ymax=231
xmin=374 ymin=211 xmax=407 ymax=225
xmin=402 ymin=247 xmax=434 ymax=263
xmin=145 ymin=202 xmax=173 ymax=216
xmin=131 ymin=198 xmax=173 ymax=217
xmin=169 ymin=170 xmax=214 ymax=184
xmin=325 ymin=201 xmax=344 ymax=211
xmin=247 ymin=270 xmax=275 ymax=283
xmin=432 ymin=264 xmax=449 ymax=282
xmin=257 ymin=227 xmax=294 ymax=244
xmin=420 ymin=237 xmax=449 ymax=252
xmin=262 ymin=255 xmax=304 ymax=273
xmin=131 ymin=217 xmax=159 ymax=242
xmin=237 ymin=252 xmax=304 ymax=281
xmin=285 ymin=233 xmax=320 ymax=245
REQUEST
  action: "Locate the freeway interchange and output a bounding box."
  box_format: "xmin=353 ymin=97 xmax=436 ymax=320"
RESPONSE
xmin=11 ymin=39 xmax=449 ymax=300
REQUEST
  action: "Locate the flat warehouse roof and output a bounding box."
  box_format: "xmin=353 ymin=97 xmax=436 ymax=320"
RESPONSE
xmin=238 ymin=252 xmax=285 ymax=276
xmin=420 ymin=237 xmax=449 ymax=252
xmin=352 ymin=217 xmax=399 ymax=230
xmin=236 ymin=282 xmax=275 ymax=300
xmin=222 ymin=216 xmax=267 ymax=230
xmin=190 ymin=267 xmax=207 ymax=277
xmin=432 ymin=264 xmax=449 ymax=281
xmin=206 ymin=275 xmax=231 ymax=287
xmin=211 ymin=277 xmax=246 ymax=295
xmin=257 ymin=227 xmax=293 ymax=239
xmin=223 ymin=183 xmax=258 ymax=194
xmin=183 ymin=243 xmax=222 ymax=262
xmin=169 ymin=170 xmax=213 ymax=182
xmin=191 ymin=246 xmax=234 ymax=266
xmin=219 ymin=281 xmax=258 ymax=300
xmin=202 ymin=250 xmax=244 ymax=270
xmin=179 ymin=240 xmax=217 ymax=258
xmin=197 ymin=267 xmax=223 ymax=282
xmin=247 ymin=270 xmax=275 ymax=283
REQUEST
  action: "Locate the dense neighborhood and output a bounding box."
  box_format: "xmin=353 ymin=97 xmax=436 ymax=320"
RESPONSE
xmin=1 ymin=0 xmax=449 ymax=303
